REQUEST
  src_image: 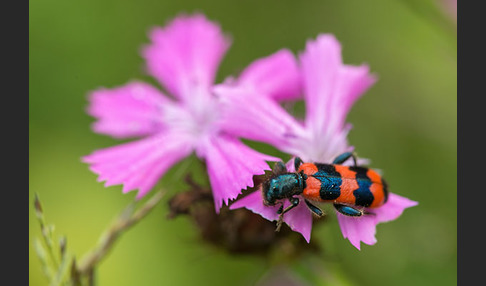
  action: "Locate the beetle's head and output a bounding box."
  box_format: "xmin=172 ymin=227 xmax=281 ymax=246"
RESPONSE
xmin=262 ymin=174 xmax=302 ymax=206
xmin=262 ymin=178 xmax=276 ymax=206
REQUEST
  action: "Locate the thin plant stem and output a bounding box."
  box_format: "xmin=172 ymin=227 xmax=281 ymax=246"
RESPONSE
xmin=76 ymin=189 xmax=166 ymax=276
xmin=34 ymin=194 xmax=61 ymax=269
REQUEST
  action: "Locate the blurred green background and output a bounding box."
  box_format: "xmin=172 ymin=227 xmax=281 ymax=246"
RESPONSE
xmin=29 ymin=0 xmax=456 ymax=285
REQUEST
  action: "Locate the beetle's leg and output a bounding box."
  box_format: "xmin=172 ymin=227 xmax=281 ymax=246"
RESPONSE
xmin=304 ymin=199 xmax=324 ymax=217
xmin=333 ymin=203 xmax=365 ymax=217
xmin=282 ymin=197 xmax=300 ymax=215
xmin=275 ymin=197 xmax=300 ymax=232
xmin=332 ymin=152 xmax=358 ymax=166
xmin=294 ymin=157 xmax=303 ymax=171
xmin=272 ymin=161 xmax=287 ymax=175
xmin=363 ymin=210 xmax=375 ymax=216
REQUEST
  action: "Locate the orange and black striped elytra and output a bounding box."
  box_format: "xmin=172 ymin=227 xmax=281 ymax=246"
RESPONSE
xmin=262 ymin=152 xmax=389 ymax=231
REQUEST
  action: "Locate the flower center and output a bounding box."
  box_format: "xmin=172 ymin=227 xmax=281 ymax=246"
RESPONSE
xmin=162 ymin=92 xmax=221 ymax=141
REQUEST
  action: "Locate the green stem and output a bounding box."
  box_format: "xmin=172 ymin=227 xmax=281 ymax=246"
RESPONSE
xmin=34 ymin=194 xmax=61 ymax=274
xmin=76 ymin=190 xmax=166 ymax=276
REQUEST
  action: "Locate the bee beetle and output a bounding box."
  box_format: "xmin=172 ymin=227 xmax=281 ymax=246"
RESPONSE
xmin=262 ymin=152 xmax=389 ymax=231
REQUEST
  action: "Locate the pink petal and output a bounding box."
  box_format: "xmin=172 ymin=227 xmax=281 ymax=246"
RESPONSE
xmin=336 ymin=215 xmax=377 ymax=250
xmin=292 ymin=125 xmax=353 ymax=164
xmin=331 ymin=65 xmax=377 ymax=133
xmin=230 ymin=191 xmax=280 ymax=222
xmin=299 ymin=34 xmax=376 ymax=138
xmin=83 ymin=130 xmax=194 ymax=198
xmin=230 ymin=191 xmax=313 ymax=242
xmin=87 ymin=81 xmax=171 ymax=139
xmin=238 ymin=49 xmax=302 ymax=101
xmin=285 ymin=157 xmax=296 ymax=172
xmin=197 ymin=135 xmax=279 ymax=212
xmin=336 ymin=193 xmax=418 ymax=250
xmin=142 ymin=13 xmax=231 ymax=102
xmin=373 ymin=193 xmax=419 ymax=223
xmin=282 ymin=198 xmax=313 ymax=242
xmin=214 ymin=85 xmax=305 ymax=150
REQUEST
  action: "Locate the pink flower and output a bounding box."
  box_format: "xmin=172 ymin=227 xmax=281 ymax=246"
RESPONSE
xmin=336 ymin=193 xmax=418 ymax=250
xmin=222 ymin=34 xmax=417 ymax=248
xmin=83 ymin=14 xmax=301 ymax=211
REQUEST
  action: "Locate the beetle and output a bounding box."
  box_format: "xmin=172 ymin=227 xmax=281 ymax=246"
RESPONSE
xmin=262 ymin=152 xmax=389 ymax=231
